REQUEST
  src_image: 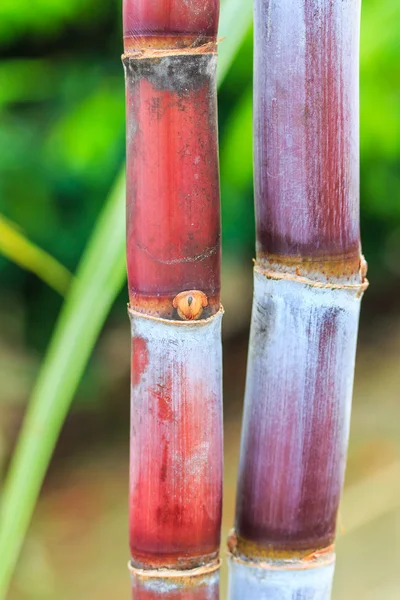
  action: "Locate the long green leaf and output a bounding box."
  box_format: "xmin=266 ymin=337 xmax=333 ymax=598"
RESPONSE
xmin=0 ymin=2 xmax=253 ymax=596
xmin=0 ymin=175 xmax=126 ymax=597
xmin=0 ymin=215 xmax=72 ymax=296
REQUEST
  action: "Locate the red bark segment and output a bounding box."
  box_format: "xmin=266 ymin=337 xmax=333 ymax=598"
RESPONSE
xmin=129 ymin=310 xmax=223 ymax=570
xmin=123 ymin=0 xmax=219 ymax=39
xmin=125 ymin=55 xmax=221 ymax=318
xmin=129 ymin=332 xmax=223 ymax=567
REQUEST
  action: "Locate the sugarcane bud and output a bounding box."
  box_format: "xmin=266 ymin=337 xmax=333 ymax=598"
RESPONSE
xmin=173 ymin=290 xmax=208 ymax=321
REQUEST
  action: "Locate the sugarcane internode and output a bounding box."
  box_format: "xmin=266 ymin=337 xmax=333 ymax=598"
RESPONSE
xmin=228 ymin=1 xmax=367 ymax=599
xmin=122 ymin=1 xmax=223 ymax=597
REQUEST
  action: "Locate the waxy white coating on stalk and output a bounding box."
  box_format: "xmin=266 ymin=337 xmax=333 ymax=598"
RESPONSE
xmin=235 ymin=270 xmax=362 ymax=550
xmin=228 ymin=557 xmax=335 ymax=600
xmin=129 ymin=309 xmax=223 ymax=567
xmin=130 ymin=567 xmax=220 ymax=596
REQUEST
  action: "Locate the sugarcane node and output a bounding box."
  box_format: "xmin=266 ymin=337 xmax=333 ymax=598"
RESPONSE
xmin=122 ymin=40 xmax=218 ymax=59
xmin=173 ymin=290 xmax=208 ymax=320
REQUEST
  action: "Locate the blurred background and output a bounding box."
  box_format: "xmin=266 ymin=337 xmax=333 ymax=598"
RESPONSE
xmin=0 ymin=0 xmax=399 ymax=598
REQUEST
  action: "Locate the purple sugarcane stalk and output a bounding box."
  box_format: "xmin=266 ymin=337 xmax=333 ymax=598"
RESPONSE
xmin=229 ymin=1 xmax=368 ymax=598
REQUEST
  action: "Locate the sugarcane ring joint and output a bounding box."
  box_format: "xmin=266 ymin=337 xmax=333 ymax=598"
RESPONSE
xmin=128 ymin=558 xmax=221 ymax=579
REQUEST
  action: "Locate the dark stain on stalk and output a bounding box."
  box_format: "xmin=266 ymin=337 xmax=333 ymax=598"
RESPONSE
xmin=153 ymin=378 xmax=174 ymax=422
xmin=131 ymin=336 xmax=149 ymax=385
xmin=160 ymin=440 xmax=169 ymax=482
xmin=156 ymin=501 xmax=185 ymax=528
xmin=123 ymin=54 xmax=216 ymax=95
xmin=155 ymin=497 xmax=170 ymax=525
xmin=252 ymin=293 xmax=277 ymax=349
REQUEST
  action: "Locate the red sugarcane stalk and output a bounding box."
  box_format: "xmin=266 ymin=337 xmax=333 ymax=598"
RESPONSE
xmin=229 ymin=1 xmax=368 ymax=598
xmin=122 ymin=1 xmax=223 ymax=596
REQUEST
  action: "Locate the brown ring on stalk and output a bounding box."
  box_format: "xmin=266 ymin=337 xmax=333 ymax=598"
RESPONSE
xmin=127 ymin=293 xmax=220 ymax=321
xmin=256 ymin=251 xmax=367 ymax=285
xmin=254 ymin=263 xmax=369 ymax=295
xmin=128 ymin=304 xmax=224 ymax=325
xmin=228 ymin=530 xmax=335 ymax=566
xmin=227 ymin=551 xmax=335 ymax=571
xmin=123 ymin=40 xmax=218 ymax=60
xmin=124 ymin=35 xmax=217 ymax=53
xmin=128 ymin=559 xmax=221 ymax=579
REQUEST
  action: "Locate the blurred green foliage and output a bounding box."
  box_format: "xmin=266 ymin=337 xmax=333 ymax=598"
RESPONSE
xmin=0 ymin=0 xmax=399 ymax=342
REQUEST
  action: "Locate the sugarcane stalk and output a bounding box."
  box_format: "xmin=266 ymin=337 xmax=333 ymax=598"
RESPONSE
xmin=228 ymin=1 xmax=368 ymax=598
xmin=122 ymin=1 xmax=223 ymax=596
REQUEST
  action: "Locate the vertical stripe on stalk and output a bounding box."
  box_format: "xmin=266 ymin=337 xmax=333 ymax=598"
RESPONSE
xmin=130 ymin=309 xmax=223 ymax=569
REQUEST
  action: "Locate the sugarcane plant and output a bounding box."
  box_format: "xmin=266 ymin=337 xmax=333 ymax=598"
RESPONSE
xmin=228 ymin=1 xmax=368 ymax=598
xmin=122 ymin=0 xmax=223 ymax=597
